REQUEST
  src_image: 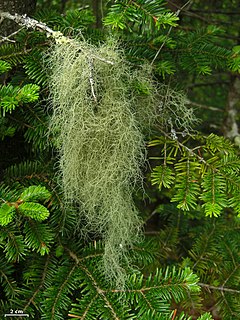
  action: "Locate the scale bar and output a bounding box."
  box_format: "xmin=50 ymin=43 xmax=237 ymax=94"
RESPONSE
xmin=4 ymin=314 xmax=29 ymax=317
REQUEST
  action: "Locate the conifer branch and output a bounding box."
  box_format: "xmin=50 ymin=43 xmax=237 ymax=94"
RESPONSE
xmin=65 ymin=246 xmax=102 ymax=262
xmin=65 ymin=247 xmax=121 ymax=318
xmin=51 ymin=264 xmax=77 ymax=320
xmin=80 ymin=294 xmax=98 ymax=319
xmin=151 ymin=0 xmax=193 ymax=65
xmin=0 ymin=11 xmax=114 ymax=65
xmin=0 ymin=10 xmax=114 ymax=119
xmin=23 ymin=255 xmax=50 ymax=311
xmin=199 ymin=283 xmax=240 ymax=294
xmin=0 ymin=11 xmax=57 ymax=37
xmin=80 ymin=265 xmax=120 ymax=319
xmin=158 ymin=128 xmax=207 ymax=165
xmin=192 ymin=224 xmax=216 ymax=269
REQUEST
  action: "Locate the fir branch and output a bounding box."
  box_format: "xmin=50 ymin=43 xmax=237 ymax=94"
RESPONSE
xmin=80 ymin=265 xmax=120 ymax=319
xmin=151 ymin=0 xmax=192 ymax=65
xmin=0 ymin=11 xmax=58 ymax=38
xmin=65 ymin=246 xmax=102 ymax=263
xmin=157 ymin=128 xmax=207 ymax=165
xmin=198 ymin=283 xmax=240 ymax=294
xmin=72 ymin=294 xmax=98 ymax=319
xmin=51 ymin=264 xmax=77 ymax=320
xmin=0 ymin=260 xmax=20 ymax=298
xmin=192 ymin=223 xmax=216 ymax=270
xmin=23 ymin=255 xmax=50 ymax=311
xmin=0 ymin=11 xmax=114 ymax=65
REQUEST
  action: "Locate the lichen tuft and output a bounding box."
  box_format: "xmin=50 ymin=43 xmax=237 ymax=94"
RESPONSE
xmin=48 ymin=39 xmax=196 ymax=287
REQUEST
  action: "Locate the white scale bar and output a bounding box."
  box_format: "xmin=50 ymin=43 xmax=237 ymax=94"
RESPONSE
xmin=4 ymin=314 xmax=29 ymax=317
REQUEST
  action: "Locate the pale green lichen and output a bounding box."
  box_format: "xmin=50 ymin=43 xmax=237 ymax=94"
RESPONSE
xmin=48 ymin=39 xmax=196 ymax=287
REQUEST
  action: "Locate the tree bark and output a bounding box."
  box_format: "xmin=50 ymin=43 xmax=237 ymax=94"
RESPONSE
xmin=92 ymin=0 xmax=102 ymax=29
xmin=0 ymin=0 xmax=36 ymax=36
xmin=223 ymin=75 xmax=240 ymax=145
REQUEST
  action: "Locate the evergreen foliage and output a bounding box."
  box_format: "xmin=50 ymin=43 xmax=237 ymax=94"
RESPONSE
xmin=149 ymin=133 xmax=240 ymax=217
xmin=104 ymin=0 xmax=179 ymax=31
xmin=0 ymin=0 xmax=240 ymax=319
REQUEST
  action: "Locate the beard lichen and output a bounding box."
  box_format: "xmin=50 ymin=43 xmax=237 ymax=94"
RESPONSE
xmin=48 ymin=39 xmax=196 ymax=287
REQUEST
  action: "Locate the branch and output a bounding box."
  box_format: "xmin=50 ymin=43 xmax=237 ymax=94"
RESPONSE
xmin=87 ymin=57 xmax=97 ymax=103
xmin=0 ymin=10 xmax=114 ymax=103
xmin=151 ymin=0 xmax=193 ymax=65
xmin=187 ymin=81 xmax=230 ymax=89
xmin=189 ymin=101 xmax=224 ymax=112
xmin=0 ymin=10 xmax=114 ymax=65
xmin=190 ymin=9 xmax=240 ymax=15
xmin=0 ymin=11 xmax=57 ymax=37
xmin=0 ymin=27 xmax=24 ymax=44
xmin=157 ymin=127 xmax=208 ymax=165
xmin=23 ymin=255 xmax=50 ymax=312
xmin=199 ymin=282 xmax=240 ymax=294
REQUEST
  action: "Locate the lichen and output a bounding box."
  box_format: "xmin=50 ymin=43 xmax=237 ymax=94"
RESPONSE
xmin=48 ymin=39 xmax=196 ymax=287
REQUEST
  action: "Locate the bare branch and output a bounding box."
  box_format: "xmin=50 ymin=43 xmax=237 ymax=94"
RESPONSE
xmin=0 ymin=27 xmax=24 ymax=44
xmin=199 ymin=282 xmax=240 ymax=294
xmin=189 ymin=101 xmax=224 ymax=112
xmin=151 ymin=0 xmax=193 ymax=65
xmin=190 ymin=9 xmax=240 ymax=15
xmin=87 ymin=57 xmax=97 ymax=103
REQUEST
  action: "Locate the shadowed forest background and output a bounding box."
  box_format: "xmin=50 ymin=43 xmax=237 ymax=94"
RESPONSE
xmin=0 ymin=0 xmax=240 ymax=319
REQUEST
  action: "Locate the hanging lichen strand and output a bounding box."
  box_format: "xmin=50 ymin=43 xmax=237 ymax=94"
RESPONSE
xmin=48 ymin=39 xmax=196 ymax=287
xmin=48 ymin=41 xmax=145 ymax=287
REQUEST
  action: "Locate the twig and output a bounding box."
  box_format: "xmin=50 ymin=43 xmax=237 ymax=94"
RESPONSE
xmin=151 ymin=24 xmax=174 ymax=65
xmin=199 ymin=282 xmax=240 ymax=294
xmin=0 ymin=27 xmax=24 ymax=44
xmin=187 ymin=81 xmax=229 ymax=89
xmin=157 ymin=127 xmax=207 ymax=165
xmin=151 ymin=0 xmax=193 ymax=65
xmin=189 ymin=101 xmax=224 ymax=112
xmin=172 ymin=309 xmax=177 ymax=320
xmin=87 ymin=57 xmax=97 ymax=103
xmin=143 ymin=208 xmax=158 ymax=225
xmin=91 ymin=53 xmax=114 ymax=65
xmin=190 ymin=9 xmax=240 ymax=15
xmin=23 ymin=256 xmax=50 ymax=311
